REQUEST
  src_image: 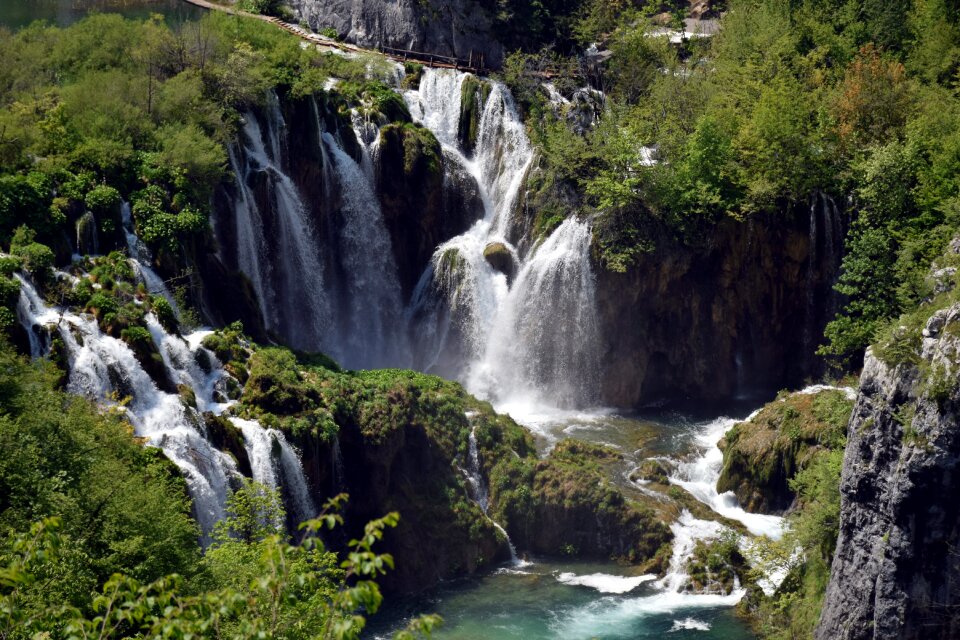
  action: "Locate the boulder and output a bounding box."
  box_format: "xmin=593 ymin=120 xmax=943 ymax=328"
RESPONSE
xmin=482 ymin=242 xmax=516 ymax=281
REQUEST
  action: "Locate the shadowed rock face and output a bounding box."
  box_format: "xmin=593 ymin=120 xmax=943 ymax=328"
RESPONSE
xmin=816 ymin=307 xmax=960 ymax=640
xmin=289 ymin=0 xmax=504 ymax=69
xmin=593 ymin=203 xmax=844 ymax=408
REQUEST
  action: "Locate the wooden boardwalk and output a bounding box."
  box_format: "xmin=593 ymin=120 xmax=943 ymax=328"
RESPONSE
xmin=179 ymin=0 xmax=491 ymax=74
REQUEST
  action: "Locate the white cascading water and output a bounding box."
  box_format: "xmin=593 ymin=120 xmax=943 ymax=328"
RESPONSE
xmin=216 ymin=72 xmax=601 ymax=410
xmin=16 ymin=275 xmax=236 ymax=539
xmin=226 ymin=91 xmax=410 ymax=370
xmin=548 ymin=508 xmax=745 ymax=637
xmin=405 ymin=68 xmax=601 ymax=411
xmin=229 ymin=417 xmax=316 ymax=526
xmin=469 ymin=217 xmax=601 ymax=408
xmin=231 ymin=96 xmax=332 ymax=351
xmin=668 ymin=413 xmax=784 ymax=539
xmin=16 ymin=202 xmax=317 ymax=541
xmin=321 ymin=132 xmax=410 ymax=368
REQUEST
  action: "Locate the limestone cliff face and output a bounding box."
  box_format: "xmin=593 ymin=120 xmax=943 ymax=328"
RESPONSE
xmin=815 ymin=307 xmax=960 ymax=639
xmin=594 ymin=201 xmax=844 ymax=407
xmin=289 ymin=0 xmax=504 ymax=68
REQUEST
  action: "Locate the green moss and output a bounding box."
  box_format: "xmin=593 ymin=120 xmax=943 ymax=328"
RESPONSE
xmin=458 ymin=75 xmax=491 ymax=151
xmin=379 ymin=122 xmax=442 ymax=178
xmin=686 ymin=533 xmax=746 ymax=595
xmin=337 ymin=80 xmax=410 ymax=124
xmin=489 ymin=437 xmax=670 ymax=564
xmin=402 ymin=62 xmax=424 ymax=90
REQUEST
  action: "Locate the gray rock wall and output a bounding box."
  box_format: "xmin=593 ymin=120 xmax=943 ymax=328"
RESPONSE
xmin=816 ymin=307 xmax=960 ymax=639
xmin=289 ymin=0 xmax=504 ymax=69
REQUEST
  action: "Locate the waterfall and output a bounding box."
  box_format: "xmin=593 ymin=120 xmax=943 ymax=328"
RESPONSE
xmin=231 ymin=100 xmax=332 ymax=351
xmin=465 ymin=424 xmax=489 ymax=512
xmin=667 ymin=415 xmax=783 ymax=539
xmin=802 ymin=192 xmax=846 ymax=370
xmin=458 ymin=412 xmax=524 ymax=565
xmin=16 ymin=275 xmax=237 ymax=539
xmin=470 ymin=217 xmax=601 ymax=408
xmin=15 ymin=270 xmax=315 ymax=542
xmin=121 ymin=202 xmax=182 ymax=320
xmin=229 ymin=417 xmax=316 ymax=526
xmin=404 ymin=68 xmax=599 ymax=411
xmin=407 ymin=70 xmax=468 ymax=148
xmin=330 ymin=436 xmax=346 ymax=493
xmin=213 ymin=72 xmax=601 ymax=412
xmin=226 ymin=145 xmax=273 ymax=328
xmin=231 ymin=417 xmax=280 ymax=489
xmin=321 ymin=132 xmax=410 ymax=368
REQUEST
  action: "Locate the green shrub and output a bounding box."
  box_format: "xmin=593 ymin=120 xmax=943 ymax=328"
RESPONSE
xmin=83 ymin=184 xmax=121 ymax=216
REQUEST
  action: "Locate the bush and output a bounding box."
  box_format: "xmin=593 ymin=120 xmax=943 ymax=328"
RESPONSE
xmin=13 ymin=242 xmax=55 ymax=284
xmin=83 ymin=184 xmax=121 ymax=216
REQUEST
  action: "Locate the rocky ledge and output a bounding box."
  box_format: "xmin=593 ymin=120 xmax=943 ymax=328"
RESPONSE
xmin=816 ymin=304 xmax=960 ymax=639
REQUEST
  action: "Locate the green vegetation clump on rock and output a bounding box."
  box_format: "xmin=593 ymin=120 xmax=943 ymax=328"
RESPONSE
xmin=718 ymin=389 xmax=853 ymax=513
xmin=732 ymin=388 xmax=853 ymax=639
xmin=489 ymin=438 xmax=672 ymax=566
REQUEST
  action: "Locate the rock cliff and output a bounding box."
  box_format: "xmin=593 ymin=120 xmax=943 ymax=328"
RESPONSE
xmin=594 ymin=201 xmax=845 ymax=407
xmin=816 ymin=305 xmax=960 ymax=639
xmin=288 ymin=0 xmax=504 ymax=69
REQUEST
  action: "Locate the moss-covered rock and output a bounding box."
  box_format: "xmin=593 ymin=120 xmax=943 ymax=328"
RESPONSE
xmin=236 ymin=347 xmax=514 ymax=592
xmin=684 ymin=535 xmax=750 ymax=595
xmin=631 ymin=458 xmax=670 ymax=484
xmin=226 ymin=336 xmax=674 ymax=591
xmin=482 ymin=242 xmax=516 ymax=281
xmin=458 ymin=75 xmax=491 ymax=153
xmin=402 ymin=62 xmax=424 ymax=90
xmin=489 ymin=438 xmax=672 ymax=565
xmin=376 ymin=122 xmax=482 ymax=296
xmin=717 ymin=388 xmax=853 ymax=513
xmin=204 ymin=413 xmax=252 ymax=479
xmin=337 ymin=80 xmax=410 ymax=124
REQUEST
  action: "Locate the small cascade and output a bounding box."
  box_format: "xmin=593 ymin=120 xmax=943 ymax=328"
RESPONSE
xmin=16 ymin=275 xmax=237 ymax=539
xmin=75 ymin=212 xmax=98 ymax=256
xmin=464 ymin=424 xmax=489 ymax=512
xmin=330 ymin=436 xmax=346 ymax=493
xmin=656 ymin=511 xmax=733 ymax=594
xmin=349 ymin=108 xmax=378 ymax=181
xmin=406 ymin=70 xmax=468 ymax=148
xmin=668 ymin=415 xmax=783 ymax=539
xmin=230 ymin=418 xmax=280 ymax=490
xmin=121 ymin=202 xmax=182 ymax=321
xmin=274 ymin=430 xmax=316 ymax=523
xmin=802 ymin=192 xmax=846 ymax=370
xmin=15 ymin=272 xmax=315 ymax=542
xmin=458 ymin=412 xmax=523 ymax=565
xmin=473 ymin=82 xmax=534 ymax=236
xmin=16 ymin=278 xmax=57 ymax=358
xmin=229 ymin=417 xmax=316 ymax=526
xmin=492 ymin=521 xmax=520 ymax=565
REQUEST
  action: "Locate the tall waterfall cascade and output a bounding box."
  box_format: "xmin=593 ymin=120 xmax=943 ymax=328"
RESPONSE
xmin=406 ymin=68 xmax=600 ymax=409
xmin=219 ymin=68 xmax=604 ymax=410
